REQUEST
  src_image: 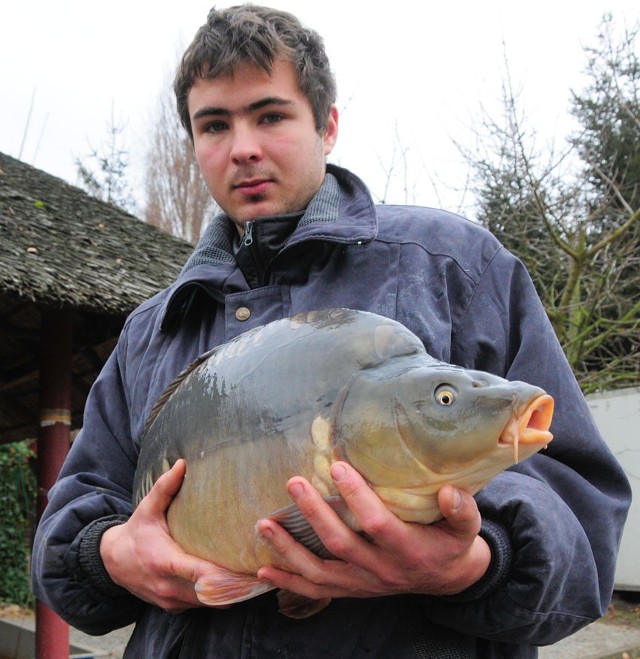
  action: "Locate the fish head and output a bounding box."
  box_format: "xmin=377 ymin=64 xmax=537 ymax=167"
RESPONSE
xmin=395 ymin=364 xmax=553 ymax=470
xmin=335 ymin=357 xmax=553 ymax=492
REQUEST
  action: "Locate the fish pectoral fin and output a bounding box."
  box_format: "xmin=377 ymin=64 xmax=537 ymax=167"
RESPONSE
xmin=268 ymin=503 xmax=333 ymax=559
xmin=268 ymin=496 xmax=356 ymax=559
xmin=277 ymin=590 xmax=331 ymax=619
xmin=195 ymin=567 xmax=274 ymax=606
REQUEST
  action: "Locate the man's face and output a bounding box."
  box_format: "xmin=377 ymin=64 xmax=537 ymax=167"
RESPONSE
xmin=188 ymin=59 xmax=338 ymax=229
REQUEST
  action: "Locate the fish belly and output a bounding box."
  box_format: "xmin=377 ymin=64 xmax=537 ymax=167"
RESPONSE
xmin=166 ymin=433 xmax=321 ymax=574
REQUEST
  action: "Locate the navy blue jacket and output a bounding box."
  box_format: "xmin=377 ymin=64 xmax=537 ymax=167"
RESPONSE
xmin=32 ymin=166 xmax=630 ymax=658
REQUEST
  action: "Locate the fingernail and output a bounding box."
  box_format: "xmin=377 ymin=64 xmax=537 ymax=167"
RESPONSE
xmin=260 ymin=526 xmax=273 ymax=540
xmin=452 ymin=488 xmax=462 ymax=510
xmin=257 ymin=569 xmax=272 ymax=583
xmin=331 ymin=463 xmax=347 ymax=482
xmin=289 ymin=482 xmax=303 ymax=498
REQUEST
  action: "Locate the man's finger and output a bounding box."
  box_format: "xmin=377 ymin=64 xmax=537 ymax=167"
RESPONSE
xmin=140 ymin=459 xmax=186 ymax=516
xmin=436 ymin=485 xmax=482 ymax=538
xmin=327 ymin=461 xmax=408 ymax=548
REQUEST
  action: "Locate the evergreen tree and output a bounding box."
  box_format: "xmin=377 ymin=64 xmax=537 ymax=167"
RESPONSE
xmin=74 ymin=109 xmax=137 ymax=214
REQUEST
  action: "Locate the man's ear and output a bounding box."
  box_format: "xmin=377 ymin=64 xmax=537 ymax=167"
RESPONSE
xmin=322 ymin=105 xmax=339 ymax=156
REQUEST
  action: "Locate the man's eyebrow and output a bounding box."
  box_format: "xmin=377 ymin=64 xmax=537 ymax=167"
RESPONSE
xmin=192 ymin=96 xmax=294 ymax=122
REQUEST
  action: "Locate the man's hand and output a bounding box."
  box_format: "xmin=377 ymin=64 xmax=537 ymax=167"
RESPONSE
xmin=100 ymin=459 xmax=228 ymax=612
xmin=256 ymin=461 xmax=491 ymax=601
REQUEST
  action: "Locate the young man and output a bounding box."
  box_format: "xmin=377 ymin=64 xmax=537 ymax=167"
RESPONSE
xmin=32 ymin=5 xmax=630 ymax=657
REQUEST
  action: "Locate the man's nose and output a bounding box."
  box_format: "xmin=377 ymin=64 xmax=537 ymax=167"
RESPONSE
xmin=230 ymin=125 xmax=262 ymax=164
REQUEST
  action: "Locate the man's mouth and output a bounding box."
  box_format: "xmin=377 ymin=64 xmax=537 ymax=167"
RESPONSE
xmin=234 ymin=179 xmax=272 ymax=196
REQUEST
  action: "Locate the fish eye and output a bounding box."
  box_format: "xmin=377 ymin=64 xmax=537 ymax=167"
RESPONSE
xmin=435 ymin=386 xmax=456 ymax=406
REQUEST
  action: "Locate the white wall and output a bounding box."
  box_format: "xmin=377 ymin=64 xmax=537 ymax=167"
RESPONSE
xmin=586 ymin=387 xmax=640 ymax=591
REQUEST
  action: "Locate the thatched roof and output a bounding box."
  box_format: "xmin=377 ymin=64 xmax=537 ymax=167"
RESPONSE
xmin=0 ymin=151 xmax=194 ymax=313
xmin=0 ymin=152 xmax=196 ymax=444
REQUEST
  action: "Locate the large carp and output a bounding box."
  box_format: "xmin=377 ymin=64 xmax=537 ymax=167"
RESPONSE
xmin=133 ymin=308 xmax=554 ymax=617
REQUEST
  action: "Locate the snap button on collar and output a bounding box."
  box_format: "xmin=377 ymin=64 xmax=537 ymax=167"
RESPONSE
xmin=235 ymin=306 xmax=251 ymax=321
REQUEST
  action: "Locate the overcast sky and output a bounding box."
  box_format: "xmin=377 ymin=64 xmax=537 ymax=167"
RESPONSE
xmin=1 ymin=0 xmax=638 ymax=214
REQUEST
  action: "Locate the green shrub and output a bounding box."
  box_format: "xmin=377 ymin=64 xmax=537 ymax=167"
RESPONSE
xmin=0 ymin=440 xmax=36 ymax=608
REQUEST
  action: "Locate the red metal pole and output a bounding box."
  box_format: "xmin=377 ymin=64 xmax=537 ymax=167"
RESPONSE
xmin=35 ymin=308 xmax=73 ymax=659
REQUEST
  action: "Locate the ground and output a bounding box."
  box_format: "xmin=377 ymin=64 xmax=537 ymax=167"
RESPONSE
xmin=601 ymin=592 xmax=640 ymax=659
xmin=607 ymin=592 xmax=640 ymax=628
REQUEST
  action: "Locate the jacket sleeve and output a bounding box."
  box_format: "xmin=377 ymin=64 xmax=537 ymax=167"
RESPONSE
xmin=426 ymin=247 xmax=631 ymax=646
xmin=31 ymin=332 xmax=145 ymax=634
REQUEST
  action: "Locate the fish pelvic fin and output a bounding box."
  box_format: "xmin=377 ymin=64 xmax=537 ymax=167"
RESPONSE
xmin=277 ymin=590 xmax=331 ymax=618
xmin=195 ymin=567 xmax=274 ymax=606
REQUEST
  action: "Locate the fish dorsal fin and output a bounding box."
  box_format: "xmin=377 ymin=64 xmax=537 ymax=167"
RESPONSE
xmin=142 ymin=347 xmax=217 ymax=437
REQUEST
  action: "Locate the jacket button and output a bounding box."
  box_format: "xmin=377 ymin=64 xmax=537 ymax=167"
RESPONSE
xmin=235 ymin=306 xmax=251 ymax=321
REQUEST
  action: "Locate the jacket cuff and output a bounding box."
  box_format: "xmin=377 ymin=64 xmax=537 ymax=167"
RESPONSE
xmin=77 ymin=515 xmax=130 ymax=599
xmin=445 ymin=518 xmax=512 ymax=603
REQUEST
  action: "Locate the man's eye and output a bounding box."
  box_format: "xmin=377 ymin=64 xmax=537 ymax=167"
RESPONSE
xmin=262 ymin=113 xmax=284 ymax=125
xmin=205 ymin=121 xmax=228 ymax=133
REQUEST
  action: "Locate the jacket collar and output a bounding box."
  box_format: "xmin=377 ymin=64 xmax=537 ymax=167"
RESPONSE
xmin=180 ymin=164 xmax=377 ymax=274
xmin=161 ymin=165 xmax=378 ymax=329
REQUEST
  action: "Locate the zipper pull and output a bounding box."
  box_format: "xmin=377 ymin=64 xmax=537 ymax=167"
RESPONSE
xmin=243 ymin=221 xmax=254 ymax=246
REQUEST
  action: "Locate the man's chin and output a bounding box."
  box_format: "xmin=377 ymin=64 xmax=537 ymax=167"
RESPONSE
xmin=231 ymin=200 xmax=284 ymax=224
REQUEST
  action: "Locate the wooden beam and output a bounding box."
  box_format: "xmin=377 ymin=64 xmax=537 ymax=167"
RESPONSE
xmin=35 ymin=309 xmax=73 ymax=659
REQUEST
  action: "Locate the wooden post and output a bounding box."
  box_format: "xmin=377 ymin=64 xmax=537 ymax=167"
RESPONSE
xmin=35 ymin=309 xmax=72 ymax=659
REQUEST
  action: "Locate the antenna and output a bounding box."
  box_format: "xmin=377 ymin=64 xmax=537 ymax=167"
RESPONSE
xmin=32 ymin=113 xmax=49 ymax=165
xmin=18 ymin=89 xmax=36 ymax=160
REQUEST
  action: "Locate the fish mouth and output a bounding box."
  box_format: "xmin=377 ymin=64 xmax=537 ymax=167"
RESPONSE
xmin=498 ymin=394 xmax=554 ymax=463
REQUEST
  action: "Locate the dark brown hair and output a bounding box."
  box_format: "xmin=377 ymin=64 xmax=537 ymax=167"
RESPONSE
xmin=174 ymin=4 xmax=337 ymax=139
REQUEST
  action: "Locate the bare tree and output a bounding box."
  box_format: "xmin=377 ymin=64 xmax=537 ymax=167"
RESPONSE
xmin=143 ymin=76 xmax=217 ymax=244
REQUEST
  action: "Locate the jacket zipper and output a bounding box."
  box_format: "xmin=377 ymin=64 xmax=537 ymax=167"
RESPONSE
xmin=242 ymin=220 xmax=268 ymax=287
xmin=243 ymin=220 xmax=254 ymax=246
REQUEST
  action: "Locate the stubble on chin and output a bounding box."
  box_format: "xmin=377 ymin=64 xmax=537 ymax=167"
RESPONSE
xmin=227 ymin=194 xmax=268 ymax=235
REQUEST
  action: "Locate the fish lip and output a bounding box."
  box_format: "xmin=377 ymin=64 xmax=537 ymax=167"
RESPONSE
xmin=498 ymin=394 xmax=554 ymax=462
